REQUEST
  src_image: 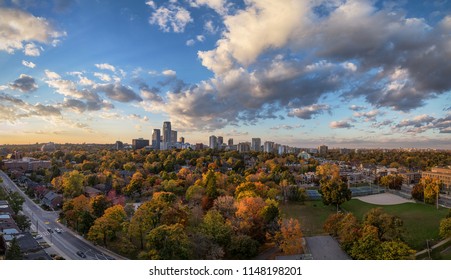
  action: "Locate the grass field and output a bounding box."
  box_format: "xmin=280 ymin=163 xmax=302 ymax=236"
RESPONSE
xmin=342 ymin=199 xmax=448 ymax=250
xmin=279 ymin=201 xmax=336 ymax=236
xmin=280 ymin=198 xmax=449 ymax=251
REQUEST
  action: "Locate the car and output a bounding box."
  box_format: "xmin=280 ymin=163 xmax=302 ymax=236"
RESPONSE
xmin=47 ymin=228 xmax=53 ymax=233
xmin=76 ymin=251 xmax=86 ymax=258
xmin=35 ymin=234 xmax=43 ymax=240
xmin=54 ymin=228 xmax=62 ymax=233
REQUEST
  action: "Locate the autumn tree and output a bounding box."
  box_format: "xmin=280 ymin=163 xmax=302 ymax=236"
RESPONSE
xmin=124 ymin=171 xmax=145 ymax=196
xmin=228 ymin=234 xmax=259 ymax=259
xmin=318 ymin=175 xmax=351 ymax=212
xmin=379 ymin=241 xmax=415 ymax=260
xmin=421 ymin=177 xmax=443 ymax=209
xmin=88 ymin=205 xmax=127 ymax=246
xmin=350 ymin=225 xmax=382 ymax=260
xmin=275 ymin=218 xmax=303 ymax=255
xmin=379 ymin=174 xmax=403 ymax=190
xmin=439 ymin=217 xmax=451 ymax=238
xmin=62 ymin=170 xmax=84 ymax=198
xmin=212 ymin=195 xmax=236 ymax=220
xmin=62 ymin=194 xmax=93 ymax=233
xmin=363 ymin=208 xmax=403 ymax=241
xmin=235 ymin=196 xmax=267 ymax=242
xmin=142 ymin=223 xmax=191 ymax=260
xmin=90 ymin=194 xmax=111 ymax=218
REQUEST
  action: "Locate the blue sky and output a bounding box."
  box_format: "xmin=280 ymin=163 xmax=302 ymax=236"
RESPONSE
xmin=0 ymin=0 xmax=450 ymax=148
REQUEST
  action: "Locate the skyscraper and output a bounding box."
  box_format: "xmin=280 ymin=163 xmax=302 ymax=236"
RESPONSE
xmin=217 ymin=136 xmax=224 ymax=146
xmin=264 ymin=141 xmax=274 ymax=153
xmin=163 ymin=121 xmax=171 ymax=145
xmin=152 ymin=129 xmax=161 ymax=150
xmin=171 ymin=130 xmax=178 ymax=144
xmin=228 ymin=138 xmax=233 ymax=146
xmin=251 ymin=138 xmax=261 ymax=152
xmin=318 ymin=145 xmax=328 ymax=155
xmin=209 ymin=135 xmax=218 ymax=149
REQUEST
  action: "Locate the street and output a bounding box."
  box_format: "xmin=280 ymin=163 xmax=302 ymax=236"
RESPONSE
xmin=0 ymin=170 xmax=120 ymax=260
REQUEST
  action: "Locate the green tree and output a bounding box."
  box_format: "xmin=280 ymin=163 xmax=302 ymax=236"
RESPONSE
xmin=5 ymin=237 xmax=23 ymax=260
xmin=124 ymin=171 xmax=144 ymax=196
xmin=13 ymin=214 xmax=31 ymax=231
xmin=143 ymin=223 xmax=191 ymax=260
xmin=200 ymin=210 xmax=233 ymax=247
xmin=62 ymin=170 xmax=84 ymax=198
xmin=7 ymin=192 xmax=25 ymax=215
xmin=228 ymin=234 xmax=259 ymax=259
xmin=379 ymin=174 xmax=403 ymax=190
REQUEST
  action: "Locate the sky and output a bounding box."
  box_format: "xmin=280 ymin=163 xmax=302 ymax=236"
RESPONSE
xmin=0 ymin=0 xmax=450 ymax=149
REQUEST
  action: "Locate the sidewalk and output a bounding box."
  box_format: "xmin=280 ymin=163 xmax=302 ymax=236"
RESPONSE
xmin=415 ymin=237 xmax=451 ymax=257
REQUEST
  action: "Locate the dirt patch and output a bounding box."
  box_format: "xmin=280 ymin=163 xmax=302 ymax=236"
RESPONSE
xmin=355 ymin=193 xmax=415 ymax=205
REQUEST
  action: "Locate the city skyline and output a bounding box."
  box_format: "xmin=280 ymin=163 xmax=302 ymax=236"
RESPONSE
xmin=0 ymin=0 xmax=450 ymax=149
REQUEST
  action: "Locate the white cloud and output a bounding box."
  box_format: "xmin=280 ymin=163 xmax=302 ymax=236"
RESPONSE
xmin=22 ymin=60 xmax=36 ymax=68
xmin=24 ymin=43 xmax=41 ymax=56
xmin=186 ymin=39 xmax=195 ymax=46
xmin=204 ymin=20 xmax=217 ymax=33
xmin=95 ymin=63 xmax=116 ymax=72
xmin=198 ymin=0 xmax=309 ymax=74
xmin=162 ymin=69 xmax=177 ymax=76
xmin=94 ymin=72 xmax=112 ymax=82
xmin=145 ymin=0 xmax=156 ymax=9
xmin=44 ymin=70 xmax=61 ymax=80
xmin=149 ymin=4 xmax=192 ymax=33
xmin=196 ymin=35 xmax=205 ymax=42
xmin=194 ymin=0 xmax=229 ymax=15
xmin=0 ymin=7 xmax=65 ymax=54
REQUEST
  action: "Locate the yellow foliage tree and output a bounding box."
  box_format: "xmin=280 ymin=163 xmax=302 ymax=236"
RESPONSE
xmin=276 ymin=218 xmax=303 ymax=255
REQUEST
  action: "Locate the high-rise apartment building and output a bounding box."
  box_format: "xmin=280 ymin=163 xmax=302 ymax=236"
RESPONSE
xmin=264 ymin=141 xmax=274 ymax=153
xmin=218 ymin=136 xmax=224 ymax=146
xmin=251 ymin=138 xmax=261 ymax=152
xmin=228 ymin=138 xmax=233 ymax=146
xmin=163 ymin=121 xmax=171 ymax=144
xmin=209 ymin=135 xmax=218 ymax=149
xmin=152 ymin=129 xmax=161 ymax=150
xmin=179 ymin=137 xmax=185 ymax=144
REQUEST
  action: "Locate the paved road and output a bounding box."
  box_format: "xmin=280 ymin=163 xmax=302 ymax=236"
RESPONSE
xmin=1 ymin=170 xmax=120 ymax=260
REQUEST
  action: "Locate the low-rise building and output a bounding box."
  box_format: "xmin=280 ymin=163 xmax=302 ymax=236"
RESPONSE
xmin=422 ymin=167 xmax=451 ymax=193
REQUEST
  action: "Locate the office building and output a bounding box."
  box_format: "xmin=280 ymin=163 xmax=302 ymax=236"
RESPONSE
xmin=115 ymin=141 xmax=123 ymax=150
xmin=152 ymin=129 xmax=161 ymax=150
xmin=132 ymin=138 xmax=149 ymax=150
xmin=228 ymin=138 xmax=233 ymax=146
xmin=218 ymin=136 xmax=224 ymax=146
xmin=171 ymin=130 xmax=178 ymax=144
xmin=251 ymin=138 xmax=261 ymax=152
xmin=318 ymin=145 xmax=328 ymax=155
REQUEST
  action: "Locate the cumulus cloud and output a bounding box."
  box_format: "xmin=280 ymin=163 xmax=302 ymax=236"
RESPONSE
xmin=192 ymin=0 xmax=230 ymax=15
xmin=330 ymin=120 xmax=354 ymax=129
xmin=396 ymin=114 xmax=435 ymax=128
xmin=95 ymin=83 xmax=143 ymax=103
xmin=170 ymin=0 xmax=451 ymax=132
xmin=270 ymin=124 xmax=302 ymax=130
xmin=148 ymin=3 xmax=192 ymax=33
xmin=162 ymin=69 xmax=176 ymax=76
xmin=95 ymin=63 xmax=116 ymax=72
xmin=353 ymin=109 xmax=382 ymax=122
xmin=288 ymin=104 xmax=331 ymax=119
xmin=94 ymin=72 xmax=112 ymax=82
xmin=186 ymin=39 xmax=195 ymax=46
xmin=0 ymin=93 xmax=61 ymax=122
xmin=9 ymin=74 xmax=38 ymax=92
xmin=24 ymin=43 xmax=41 ymax=56
xmin=0 ymin=7 xmax=65 ymax=54
xmin=22 ymin=60 xmax=36 ymax=68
